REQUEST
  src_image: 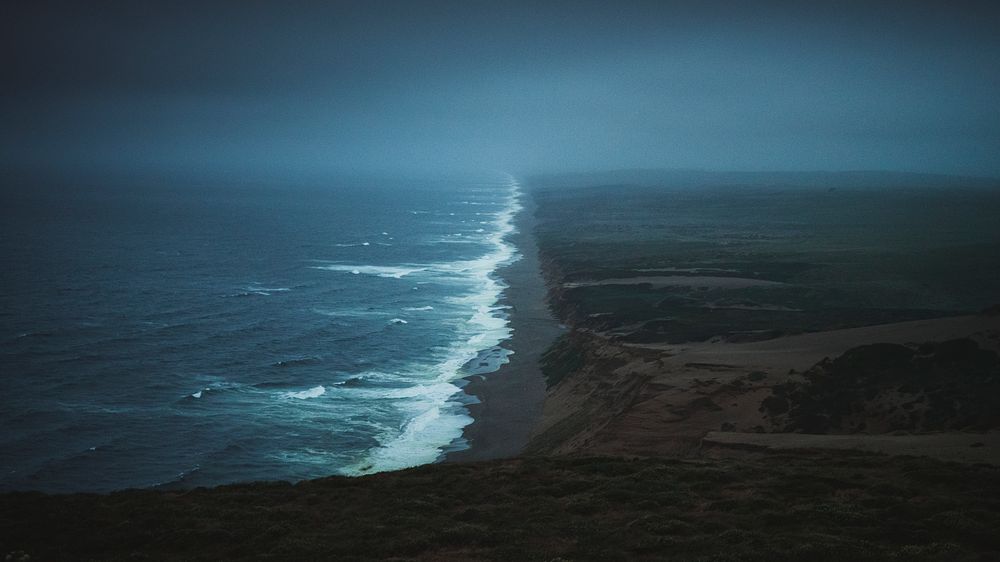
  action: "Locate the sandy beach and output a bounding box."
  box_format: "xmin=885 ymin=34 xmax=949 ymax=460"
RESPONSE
xmin=446 ymin=190 xmax=563 ymax=462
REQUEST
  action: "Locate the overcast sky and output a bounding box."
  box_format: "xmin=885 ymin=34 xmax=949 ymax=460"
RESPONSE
xmin=3 ymin=0 xmax=1000 ymax=178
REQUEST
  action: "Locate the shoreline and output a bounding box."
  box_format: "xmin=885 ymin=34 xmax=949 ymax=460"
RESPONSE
xmin=446 ymin=186 xmax=563 ymax=462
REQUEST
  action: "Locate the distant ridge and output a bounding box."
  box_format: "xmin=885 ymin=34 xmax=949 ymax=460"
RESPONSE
xmin=527 ymin=168 xmax=1000 ymax=190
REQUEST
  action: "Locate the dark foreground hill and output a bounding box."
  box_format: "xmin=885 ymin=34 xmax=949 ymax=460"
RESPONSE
xmin=3 ymin=452 xmax=1000 ymax=561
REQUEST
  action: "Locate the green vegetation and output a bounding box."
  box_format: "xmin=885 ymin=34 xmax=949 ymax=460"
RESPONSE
xmin=533 ymin=177 xmax=1000 ymax=343
xmin=762 ymin=338 xmax=1000 ymax=433
xmin=2 ymin=452 xmax=999 ymax=561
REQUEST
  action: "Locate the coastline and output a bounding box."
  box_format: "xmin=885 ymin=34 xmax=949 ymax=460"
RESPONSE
xmin=446 ymin=187 xmax=563 ymax=462
xmin=6 ymin=173 xmax=1000 ymax=560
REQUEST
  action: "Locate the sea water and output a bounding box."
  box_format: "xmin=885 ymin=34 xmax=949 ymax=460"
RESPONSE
xmin=0 ymin=172 xmax=522 ymax=492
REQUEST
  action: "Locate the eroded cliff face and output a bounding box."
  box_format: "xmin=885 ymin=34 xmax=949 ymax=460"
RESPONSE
xmin=529 ymin=238 xmax=742 ymax=457
xmin=524 ymin=327 xmax=778 ymax=457
xmin=535 ymin=250 xmax=573 ymax=324
xmin=527 ymin=248 xmax=657 ymax=455
xmin=525 ymin=331 xmax=645 ymax=455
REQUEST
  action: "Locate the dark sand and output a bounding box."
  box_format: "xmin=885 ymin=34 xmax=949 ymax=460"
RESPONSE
xmin=447 ymin=191 xmax=563 ymax=462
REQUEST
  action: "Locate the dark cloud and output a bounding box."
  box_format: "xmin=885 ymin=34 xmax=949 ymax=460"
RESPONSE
xmin=3 ymin=0 xmax=999 ymax=178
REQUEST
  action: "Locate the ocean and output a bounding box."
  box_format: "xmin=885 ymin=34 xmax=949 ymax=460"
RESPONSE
xmin=0 ymin=171 xmax=522 ymax=493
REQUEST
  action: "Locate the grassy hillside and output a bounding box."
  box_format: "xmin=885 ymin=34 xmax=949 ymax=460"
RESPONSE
xmin=3 ymin=453 xmax=1000 ymax=561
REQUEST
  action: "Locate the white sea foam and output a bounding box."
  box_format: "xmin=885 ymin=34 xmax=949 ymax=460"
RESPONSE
xmin=402 ymin=306 xmax=434 ymax=311
xmin=343 ymin=381 xmax=472 ymax=474
xmin=312 ymin=265 xmax=426 ymax=278
xmin=427 ymin=237 xmax=479 ymax=245
xmin=229 ymin=285 xmax=291 ymax=297
xmin=388 ymin=318 xmax=408 ymax=325
xmin=283 ymin=385 xmax=326 ymax=399
xmin=313 ymin=308 xmax=391 ymax=318
xmin=344 ymin=173 xmax=523 ymax=476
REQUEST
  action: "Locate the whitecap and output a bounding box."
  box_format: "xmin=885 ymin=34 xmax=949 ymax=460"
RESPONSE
xmin=311 ymin=264 xmax=426 ymax=278
xmin=427 ymin=237 xmax=479 ymax=245
xmin=313 ymin=308 xmax=390 ymax=318
xmin=228 ymin=284 xmax=291 ymax=297
xmin=251 ymin=286 xmax=289 ymax=294
xmin=388 ymin=318 xmax=408 ymax=325
xmin=403 ymin=306 xmax=434 ymax=311
xmin=282 ymin=385 xmax=326 ymax=399
xmin=229 ymin=288 xmax=290 ymax=297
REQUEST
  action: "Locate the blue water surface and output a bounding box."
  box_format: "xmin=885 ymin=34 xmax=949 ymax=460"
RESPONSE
xmin=0 ymin=171 xmax=520 ymax=492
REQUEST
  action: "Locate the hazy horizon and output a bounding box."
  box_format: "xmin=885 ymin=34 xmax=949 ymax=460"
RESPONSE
xmin=4 ymin=0 xmax=1000 ymax=180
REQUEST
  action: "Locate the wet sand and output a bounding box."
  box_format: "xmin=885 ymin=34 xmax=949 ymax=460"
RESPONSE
xmin=447 ymin=191 xmax=563 ymax=462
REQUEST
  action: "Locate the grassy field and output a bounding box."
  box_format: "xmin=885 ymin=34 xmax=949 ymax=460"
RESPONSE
xmin=533 ymin=173 xmax=1000 ymax=344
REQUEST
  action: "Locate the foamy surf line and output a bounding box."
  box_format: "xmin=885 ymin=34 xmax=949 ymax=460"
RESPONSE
xmin=342 ymin=174 xmax=523 ymax=476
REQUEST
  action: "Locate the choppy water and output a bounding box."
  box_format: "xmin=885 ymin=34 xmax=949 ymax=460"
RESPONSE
xmin=0 ymin=172 xmax=521 ymax=492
